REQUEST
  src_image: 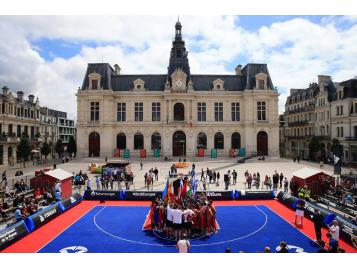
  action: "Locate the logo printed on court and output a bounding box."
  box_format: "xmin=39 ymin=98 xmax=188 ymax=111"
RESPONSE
xmin=59 ymin=246 xmax=88 ymax=253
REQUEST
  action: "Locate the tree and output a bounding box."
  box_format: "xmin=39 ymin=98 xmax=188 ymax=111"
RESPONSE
xmin=17 ymin=137 xmax=31 ymax=167
xmin=67 ymin=136 xmax=77 ymax=158
xmin=49 ymin=141 xmax=54 ymax=158
xmin=309 ymin=136 xmax=320 ymax=161
xmin=41 ymin=142 xmax=51 ymax=161
xmin=55 ymin=140 xmax=64 ymax=159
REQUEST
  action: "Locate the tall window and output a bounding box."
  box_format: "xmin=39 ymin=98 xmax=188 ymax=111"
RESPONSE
xmin=17 ymin=125 xmax=21 ymax=137
xmin=152 ymin=102 xmax=161 ymax=122
xmin=257 ymin=101 xmax=266 ymax=121
xmin=90 ymin=102 xmax=100 ymax=121
xmin=258 ymin=79 xmax=264 ymax=89
xmin=92 ymin=80 xmax=98 ymax=90
xmin=214 ymin=102 xmax=223 ymax=122
xmin=231 ymin=102 xmax=240 ymax=121
xmin=197 ymin=102 xmax=206 ymax=122
xmin=117 ymin=103 xmax=126 ymax=122
xmin=135 ymin=102 xmax=143 ymax=122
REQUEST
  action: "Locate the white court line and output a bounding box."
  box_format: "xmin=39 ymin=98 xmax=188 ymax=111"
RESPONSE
xmin=93 ymin=205 xmax=268 ymax=248
xmin=36 ymin=205 xmax=99 ymax=252
xmin=264 ymin=206 xmax=318 ymax=246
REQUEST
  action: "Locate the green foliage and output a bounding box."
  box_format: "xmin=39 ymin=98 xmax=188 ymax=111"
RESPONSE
xmin=17 ymin=138 xmax=31 ymax=167
xmin=67 ymin=136 xmax=77 ymax=157
xmin=55 ymin=140 xmax=64 ymax=158
xmin=309 ymin=136 xmax=320 ymax=160
xmin=41 ymin=142 xmax=51 ymax=159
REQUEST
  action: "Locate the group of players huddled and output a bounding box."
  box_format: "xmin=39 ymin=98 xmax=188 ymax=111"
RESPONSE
xmin=149 ymin=194 xmax=217 ymax=241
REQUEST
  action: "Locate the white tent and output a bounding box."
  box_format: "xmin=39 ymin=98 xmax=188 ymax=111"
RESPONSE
xmin=45 ymin=168 xmax=73 ymax=181
xmin=291 ymin=167 xmax=332 ymax=180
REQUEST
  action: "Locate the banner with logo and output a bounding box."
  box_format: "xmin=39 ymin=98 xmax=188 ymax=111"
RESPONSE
xmin=24 ymin=203 xmax=62 ymax=232
xmin=58 ymin=193 xmax=83 ymax=212
xmin=0 ymin=220 xmax=30 ymax=251
xmin=83 ymin=190 xmax=121 ymax=200
xmin=236 ymin=190 xmax=274 ymax=200
xmin=196 ymin=190 xmax=234 ymax=200
xmin=124 ymin=191 xmax=162 ymax=201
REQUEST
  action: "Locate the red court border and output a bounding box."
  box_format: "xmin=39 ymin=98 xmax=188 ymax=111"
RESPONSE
xmin=1 ymin=200 xmax=356 ymax=253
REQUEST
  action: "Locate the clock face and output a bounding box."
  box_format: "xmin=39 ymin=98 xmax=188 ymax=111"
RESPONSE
xmin=175 ymin=79 xmax=183 ymax=87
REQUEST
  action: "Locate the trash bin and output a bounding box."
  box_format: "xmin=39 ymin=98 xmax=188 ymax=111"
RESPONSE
xmin=124 ymin=149 xmax=130 ymax=158
xmin=153 ymin=148 xmax=160 ymax=157
xmin=229 ymin=148 xmax=235 ymax=158
xmin=140 ymin=149 xmax=146 ymax=158
xmin=211 ymin=148 xmax=217 ymax=158
xmin=239 ymin=148 xmax=246 ymax=157
xmin=198 ymin=148 xmax=204 ymax=157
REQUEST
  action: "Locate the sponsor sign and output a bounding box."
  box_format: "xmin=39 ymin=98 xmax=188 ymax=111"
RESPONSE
xmin=236 ymin=190 xmax=274 ymax=200
xmin=83 ymin=190 xmax=121 ymax=200
xmin=0 ymin=221 xmax=29 ymax=251
xmin=125 ymin=191 xmax=162 ymax=201
xmin=59 ymin=193 xmax=83 ymax=212
xmin=25 ymin=203 xmax=62 ymax=232
xmin=196 ymin=191 xmax=234 ymax=200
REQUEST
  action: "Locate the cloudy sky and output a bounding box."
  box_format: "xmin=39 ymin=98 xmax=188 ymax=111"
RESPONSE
xmin=0 ymin=15 xmax=357 ymax=120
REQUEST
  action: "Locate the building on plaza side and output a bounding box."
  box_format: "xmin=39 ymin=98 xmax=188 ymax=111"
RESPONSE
xmin=283 ymin=75 xmax=357 ymax=163
xmin=76 ymin=21 xmax=280 ymax=158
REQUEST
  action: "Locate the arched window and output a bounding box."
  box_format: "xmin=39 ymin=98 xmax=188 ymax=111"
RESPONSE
xmin=231 ymin=132 xmax=241 ymax=149
xmin=174 ymin=103 xmax=185 ymax=121
xmin=197 ymin=132 xmax=207 ymax=149
xmin=134 ymin=133 xmax=144 ymax=150
xmin=214 ymin=132 xmax=224 ymax=149
xmin=151 ymin=132 xmax=161 ymax=149
xmin=116 ymin=132 xmax=126 ymax=149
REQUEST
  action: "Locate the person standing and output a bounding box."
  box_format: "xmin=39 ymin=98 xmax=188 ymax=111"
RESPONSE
xmin=140 ymin=160 xmax=143 ymax=170
xmin=176 ymin=233 xmax=190 ymax=253
xmin=96 ymin=176 xmax=101 ymax=190
xmin=172 ymin=206 xmax=183 ymax=241
xmin=294 ymin=199 xmax=305 ymax=226
xmin=326 ymin=233 xmax=338 ymax=253
xmin=309 ymin=209 xmax=324 ymax=241
xmin=216 ymin=172 xmax=220 ymax=187
xmin=283 ymin=177 xmax=289 ymax=192
xmin=232 ymin=170 xmax=237 ymax=185
xmin=279 ymin=173 xmax=284 ymax=189
xmin=328 ymin=220 xmax=340 ymax=244
xmin=200 ymin=169 xmax=204 ymax=181
xmin=154 ymin=167 xmax=159 ymax=181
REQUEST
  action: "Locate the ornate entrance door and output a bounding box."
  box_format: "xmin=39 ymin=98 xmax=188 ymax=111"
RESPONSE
xmin=173 ymin=131 xmax=186 ymax=157
xmin=89 ymin=132 xmax=100 ymax=157
xmin=257 ymin=131 xmax=268 ymax=156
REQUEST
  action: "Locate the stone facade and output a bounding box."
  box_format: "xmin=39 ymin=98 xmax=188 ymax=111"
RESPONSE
xmin=283 ymin=75 xmax=357 ymax=163
xmin=76 ymin=21 xmax=280 ymax=158
xmin=0 ymin=87 xmax=42 ymax=167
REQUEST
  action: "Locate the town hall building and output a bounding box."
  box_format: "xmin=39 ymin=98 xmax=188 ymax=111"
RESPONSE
xmin=76 ymin=20 xmax=279 ymax=158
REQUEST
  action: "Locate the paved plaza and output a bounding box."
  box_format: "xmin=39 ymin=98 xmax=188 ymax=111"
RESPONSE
xmin=3 ymin=156 xmax=343 ymax=192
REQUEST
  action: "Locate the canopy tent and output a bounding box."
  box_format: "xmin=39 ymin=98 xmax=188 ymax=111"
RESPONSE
xmin=291 ymin=167 xmax=334 ymax=195
xmin=30 ymin=168 xmax=73 ymax=198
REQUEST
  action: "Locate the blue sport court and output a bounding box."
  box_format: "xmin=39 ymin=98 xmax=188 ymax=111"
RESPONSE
xmin=38 ymin=205 xmax=318 ymax=253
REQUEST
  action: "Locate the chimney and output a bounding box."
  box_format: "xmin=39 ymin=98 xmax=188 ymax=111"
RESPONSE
xmin=318 ymin=75 xmax=331 ymax=85
xmin=114 ymin=64 xmax=121 ymax=75
xmin=17 ymin=91 xmax=24 ymax=101
xmin=2 ymin=86 xmax=9 ymax=95
xmin=28 ymin=94 xmax=35 ymax=103
xmin=235 ymin=64 xmax=242 ymax=75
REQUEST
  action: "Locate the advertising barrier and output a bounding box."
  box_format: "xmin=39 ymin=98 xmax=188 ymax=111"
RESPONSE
xmin=58 ymin=192 xmax=83 ymax=212
xmin=196 ymin=190 xmax=234 ymax=200
xmin=236 ymin=190 xmax=275 ymax=200
xmin=335 ymin=216 xmax=357 ymax=244
xmin=277 ymin=191 xmax=357 ymax=245
xmin=83 ymin=190 xmax=121 ymax=200
xmin=24 ymin=203 xmax=62 ymax=232
xmin=124 ymin=191 xmax=162 ymax=201
xmin=0 ymin=220 xmax=30 ymax=251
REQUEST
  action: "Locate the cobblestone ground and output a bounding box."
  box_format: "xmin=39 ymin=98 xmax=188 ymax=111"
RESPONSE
xmin=3 ymin=156 xmax=345 ymax=193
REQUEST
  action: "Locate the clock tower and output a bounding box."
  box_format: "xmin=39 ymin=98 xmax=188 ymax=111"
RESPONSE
xmin=167 ymin=19 xmax=191 ymax=87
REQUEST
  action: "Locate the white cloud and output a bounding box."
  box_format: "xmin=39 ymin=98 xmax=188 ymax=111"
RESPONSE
xmin=0 ymin=15 xmax=357 ymax=120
